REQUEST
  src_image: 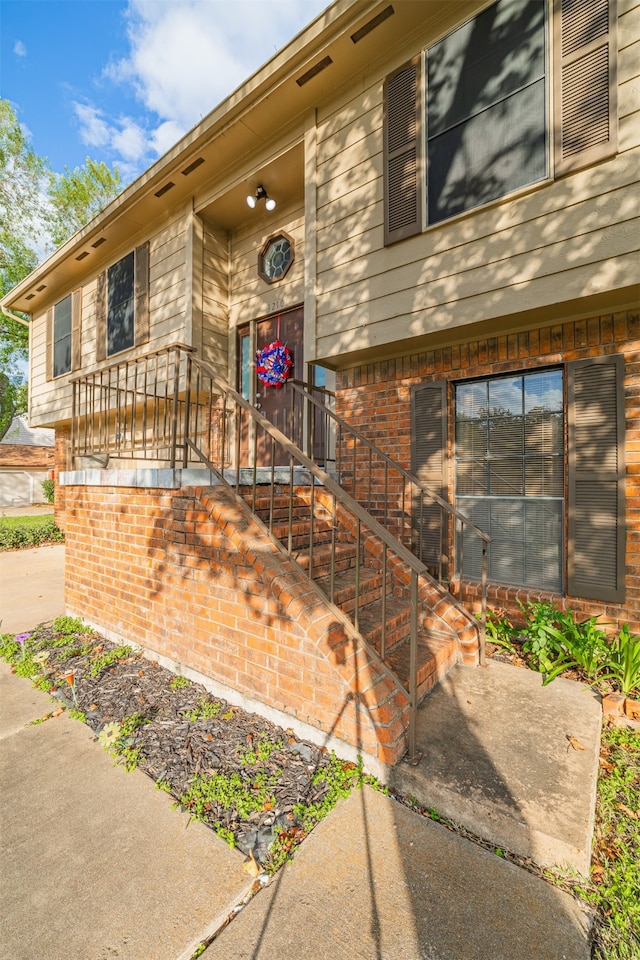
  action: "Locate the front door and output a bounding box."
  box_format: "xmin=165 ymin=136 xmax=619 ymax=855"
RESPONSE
xmin=237 ymin=306 xmax=304 ymax=465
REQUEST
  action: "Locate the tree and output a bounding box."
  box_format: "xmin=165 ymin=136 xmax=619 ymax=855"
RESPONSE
xmin=47 ymin=158 xmax=122 ymax=248
xmin=0 ymin=99 xmax=122 ymax=437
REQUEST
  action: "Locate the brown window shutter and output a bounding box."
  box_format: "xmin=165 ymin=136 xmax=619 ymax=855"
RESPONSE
xmin=134 ymin=241 xmax=150 ymax=346
xmin=553 ymin=0 xmax=618 ymax=177
xmin=411 ymin=381 xmax=447 ymax=567
xmin=71 ymin=289 xmax=82 ymax=372
xmin=383 ymin=57 xmax=423 ymax=246
xmin=95 ymin=271 xmax=106 ymax=363
xmin=45 ymin=308 xmax=53 ymax=382
xmin=567 ymin=354 xmax=625 ymax=602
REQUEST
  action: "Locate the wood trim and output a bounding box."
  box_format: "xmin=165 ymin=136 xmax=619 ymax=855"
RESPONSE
xmin=567 ymin=354 xmax=625 ymax=602
xmin=71 ymin=289 xmax=82 ymax=372
xmin=134 ymin=241 xmax=150 ymax=346
xmin=553 ymin=0 xmax=618 ymax=177
xmin=95 ymin=271 xmax=106 ymax=363
xmin=383 ymin=56 xmax=423 ymax=246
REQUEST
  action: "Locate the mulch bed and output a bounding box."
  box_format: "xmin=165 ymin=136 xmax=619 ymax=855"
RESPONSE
xmin=10 ymin=622 xmax=354 ymax=869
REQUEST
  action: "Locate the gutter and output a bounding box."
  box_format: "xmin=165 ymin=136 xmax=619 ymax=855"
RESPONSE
xmin=1 ymin=304 xmax=30 ymax=328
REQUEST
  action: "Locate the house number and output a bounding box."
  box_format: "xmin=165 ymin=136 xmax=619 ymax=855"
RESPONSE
xmin=269 ymin=298 xmax=286 ymax=312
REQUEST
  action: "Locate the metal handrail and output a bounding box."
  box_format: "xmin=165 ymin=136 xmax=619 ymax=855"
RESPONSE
xmin=70 ymin=343 xmax=487 ymax=760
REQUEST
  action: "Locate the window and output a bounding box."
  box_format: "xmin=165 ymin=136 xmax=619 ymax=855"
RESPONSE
xmin=427 ymin=0 xmax=547 ymax=224
xmin=46 ymin=289 xmax=81 ymax=381
xmin=53 ymin=295 xmax=72 ymax=377
xmin=258 ymin=233 xmax=294 ymax=284
xmin=384 ymin=0 xmax=617 ymax=243
xmin=107 ymin=252 xmax=135 ymax=356
xmin=95 ymin=242 xmax=149 ymax=362
xmin=455 ymin=370 xmax=564 ymax=591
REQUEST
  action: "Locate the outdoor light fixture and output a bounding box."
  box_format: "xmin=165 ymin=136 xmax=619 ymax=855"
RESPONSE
xmin=246 ymin=184 xmax=276 ymax=211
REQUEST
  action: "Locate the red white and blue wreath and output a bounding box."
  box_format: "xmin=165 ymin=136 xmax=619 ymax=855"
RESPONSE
xmin=255 ymin=339 xmax=293 ymax=389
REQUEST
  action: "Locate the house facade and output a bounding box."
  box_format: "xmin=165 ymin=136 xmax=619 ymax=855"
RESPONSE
xmin=3 ymin=0 xmax=639 ymax=767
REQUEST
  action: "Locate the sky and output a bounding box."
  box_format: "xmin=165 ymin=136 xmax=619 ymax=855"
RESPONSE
xmin=1 ymin=0 xmax=328 ymax=186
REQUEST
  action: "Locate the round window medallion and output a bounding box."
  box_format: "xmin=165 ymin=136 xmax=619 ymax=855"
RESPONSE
xmin=258 ymin=232 xmax=294 ymax=284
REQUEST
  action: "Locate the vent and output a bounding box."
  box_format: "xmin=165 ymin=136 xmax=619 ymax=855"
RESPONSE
xmin=182 ymin=157 xmax=205 ymax=176
xmin=296 ymin=56 xmax=333 ymax=87
xmin=76 ymin=251 xmax=90 ymax=261
xmin=36 ymin=284 xmax=47 ymax=292
xmin=25 ymin=294 xmax=35 ymax=301
xmin=351 ymin=5 xmax=394 ymax=43
xmin=92 ymin=237 xmax=106 ymax=249
xmin=154 ymin=181 xmax=175 ymax=197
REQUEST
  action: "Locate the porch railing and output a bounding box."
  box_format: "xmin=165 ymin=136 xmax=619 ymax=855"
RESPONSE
xmin=70 ymin=344 xmax=490 ymax=760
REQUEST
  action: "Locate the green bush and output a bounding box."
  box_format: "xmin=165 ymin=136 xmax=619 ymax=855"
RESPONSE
xmin=0 ymin=517 xmax=64 ymax=550
xmin=41 ymin=478 xmax=55 ymax=503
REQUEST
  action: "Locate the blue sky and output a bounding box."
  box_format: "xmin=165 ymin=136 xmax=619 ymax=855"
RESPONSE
xmin=1 ymin=0 xmax=328 ymax=185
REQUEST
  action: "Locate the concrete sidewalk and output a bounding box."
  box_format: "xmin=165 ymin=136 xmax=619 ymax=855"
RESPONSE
xmin=0 ymin=543 xmax=65 ymax=633
xmin=0 ymin=663 xmax=593 ymax=960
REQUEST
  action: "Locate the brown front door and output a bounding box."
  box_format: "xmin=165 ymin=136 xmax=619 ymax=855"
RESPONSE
xmin=238 ymin=306 xmax=304 ymax=465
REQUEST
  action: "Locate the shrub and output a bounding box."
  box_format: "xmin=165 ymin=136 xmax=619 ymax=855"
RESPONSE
xmin=0 ymin=517 xmax=64 ymax=550
xmin=41 ymin=478 xmax=55 ymax=503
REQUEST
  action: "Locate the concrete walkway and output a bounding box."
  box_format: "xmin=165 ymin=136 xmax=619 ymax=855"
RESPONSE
xmin=0 ymin=548 xmax=596 ymax=959
xmin=0 ymin=543 xmax=65 ymax=634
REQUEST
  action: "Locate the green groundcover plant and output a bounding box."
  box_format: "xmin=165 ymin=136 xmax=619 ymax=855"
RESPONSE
xmin=484 ymin=602 xmax=640 ymax=699
xmin=0 ymin=515 xmax=64 ymax=550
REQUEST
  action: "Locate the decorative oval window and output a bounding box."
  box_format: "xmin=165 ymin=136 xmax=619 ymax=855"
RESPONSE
xmin=258 ymin=232 xmax=294 ymax=284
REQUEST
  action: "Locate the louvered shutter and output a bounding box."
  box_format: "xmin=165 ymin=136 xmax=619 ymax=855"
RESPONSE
xmin=567 ymin=355 xmax=625 ymax=602
xmin=95 ymin=271 xmax=107 ymax=363
xmin=134 ymin=241 xmax=150 ymax=346
xmin=45 ymin=308 xmax=53 ymax=381
xmin=71 ymin=289 xmax=82 ymax=372
xmin=411 ymin=382 xmax=447 ymax=567
xmin=383 ymin=58 xmax=423 ymax=245
xmin=553 ymin=0 xmax=617 ymax=176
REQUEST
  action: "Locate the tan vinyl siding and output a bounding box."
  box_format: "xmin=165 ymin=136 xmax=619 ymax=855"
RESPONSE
xmin=28 ymin=213 xmax=189 ymax=428
xmin=314 ymin=3 xmax=640 ymax=365
xmin=201 ymin=223 xmax=229 ymax=376
xmin=228 ymin=203 xmax=305 ymax=331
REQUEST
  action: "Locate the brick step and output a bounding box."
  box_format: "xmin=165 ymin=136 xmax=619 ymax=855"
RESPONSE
xmin=355 ymin=594 xmax=415 ymax=651
xmin=313 ymin=567 xmax=384 ymax=612
xmin=292 ymin=541 xmax=359 ymax=577
xmin=386 ymin=629 xmax=458 ymax=701
xmin=268 ymin=518 xmax=335 ymax=550
xmin=246 ymin=494 xmax=333 ymax=523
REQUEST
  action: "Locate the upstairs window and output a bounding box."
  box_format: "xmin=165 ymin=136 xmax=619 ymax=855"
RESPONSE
xmin=46 ymin=289 xmax=82 ymax=381
xmin=53 ymin=295 xmax=72 ymax=377
xmin=427 ymin=0 xmax=547 ymax=224
xmin=384 ymin=0 xmax=618 ymax=244
xmin=95 ymin=242 xmax=149 ymax=362
xmin=107 ymin=251 xmax=135 ymax=356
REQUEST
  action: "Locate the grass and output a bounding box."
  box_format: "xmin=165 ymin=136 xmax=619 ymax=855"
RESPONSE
xmin=0 ymin=514 xmax=64 ymax=550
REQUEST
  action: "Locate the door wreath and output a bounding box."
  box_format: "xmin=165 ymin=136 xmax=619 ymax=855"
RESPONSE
xmin=255 ymin=339 xmax=293 ymax=389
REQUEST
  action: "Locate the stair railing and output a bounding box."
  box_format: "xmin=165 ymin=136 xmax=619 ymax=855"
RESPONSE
xmin=287 ymin=378 xmax=490 ymax=634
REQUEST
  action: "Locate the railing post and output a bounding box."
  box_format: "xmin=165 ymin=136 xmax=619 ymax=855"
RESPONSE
xmin=170 ymin=349 xmax=180 ymax=469
xmin=71 ymin=380 xmax=77 ymax=469
xmin=480 ymin=542 xmax=488 ymax=666
xmin=408 ymin=571 xmax=419 ymax=762
xmin=183 ymin=351 xmax=192 ymax=468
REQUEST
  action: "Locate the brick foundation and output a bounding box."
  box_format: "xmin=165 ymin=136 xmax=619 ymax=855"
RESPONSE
xmin=64 ymin=482 xmax=410 ymax=765
xmin=335 ymin=308 xmax=640 ymax=636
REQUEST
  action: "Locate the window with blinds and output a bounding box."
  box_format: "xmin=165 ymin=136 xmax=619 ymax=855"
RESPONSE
xmin=455 ymin=369 xmax=564 ymax=591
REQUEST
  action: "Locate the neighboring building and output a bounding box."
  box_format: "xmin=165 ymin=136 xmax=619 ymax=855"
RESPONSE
xmin=0 ymin=415 xmax=54 ymax=509
xmin=2 ymin=0 xmax=638 ymax=767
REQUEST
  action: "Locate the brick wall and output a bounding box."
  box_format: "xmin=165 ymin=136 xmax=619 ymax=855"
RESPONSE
xmin=64 ymin=483 xmax=408 ymax=765
xmin=53 ymin=426 xmax=70 ymax=529
xmin=335 ymin=308 xmax=640 ymax=636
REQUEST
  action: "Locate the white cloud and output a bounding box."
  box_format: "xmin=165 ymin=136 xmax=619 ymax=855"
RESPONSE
xmin=74 ymin=0 xmax=327 ymax=182
xmin=13 ymin=39 xmax=27 ymax=57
